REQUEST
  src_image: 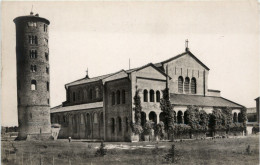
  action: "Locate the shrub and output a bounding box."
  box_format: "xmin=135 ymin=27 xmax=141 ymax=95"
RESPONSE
xmin=173 ymin=124 xmax=191 ymax=135
xmin=143 ymin=120 xmax=155 ymax=135
xmin=155 ymin=121 xmax=165 ymax=139
xmin=131 ymin=123 xmax=143 ymax=135
xmin=95 ymin=141 xmax=107 ymax=157
xmin=252 ymin=125 xmax=259 ymax=134
xmin=229 ymin=123 xmax=244 ymax=132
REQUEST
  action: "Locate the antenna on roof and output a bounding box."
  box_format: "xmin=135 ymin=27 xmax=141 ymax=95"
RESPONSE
xmin=185 ymin=39 xmax=189 ymax=52
xmin=129 ymin=58 xmax=131 ymax=70
xmin=85 ymin=68 xmax=89 ymax=79
xmin=30 ymin=5 xmax=34 ymax=15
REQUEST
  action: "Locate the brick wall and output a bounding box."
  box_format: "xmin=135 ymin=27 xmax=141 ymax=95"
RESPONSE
xmin=104 ymin=78 xmax=131 ymax=142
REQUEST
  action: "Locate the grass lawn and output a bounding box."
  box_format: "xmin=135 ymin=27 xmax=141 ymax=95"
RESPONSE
xmin=1 ymin=135 xmax=259 ymax=165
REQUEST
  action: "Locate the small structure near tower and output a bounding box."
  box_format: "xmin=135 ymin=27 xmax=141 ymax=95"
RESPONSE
xmin=14 ymin=12 xmax=52 ymax=140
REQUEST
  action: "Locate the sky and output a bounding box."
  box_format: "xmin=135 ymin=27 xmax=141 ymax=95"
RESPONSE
xmin=1 ymin=0 xmax=259 ymax=126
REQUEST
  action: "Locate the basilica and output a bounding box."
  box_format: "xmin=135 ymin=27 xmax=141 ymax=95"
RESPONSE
xmin=51 ymin=45 xmax=243 ymax=142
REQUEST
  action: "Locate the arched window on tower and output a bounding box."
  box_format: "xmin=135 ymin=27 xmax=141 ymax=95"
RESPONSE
xmin=46 ymin=67 xmax=49 ymax=74
xmin=46 ymin=82 xmax=49 ymax=91
xmin=184 ymin=77 xmax=190 ymax=93
xmin=143 ymin=90 xmax=148 ymax=102
xmin=156 ymin=91 xmax=160 ymax=102
xmin=122 ymin=90 xmax=126 ymax=104
xmin=45 ymin=52 xmax=49 ymax=61
xmin=178 ymin=76 xmax=184 ymax=93
xmin=30 ymin=65 xmax=37 ymax=72
xmin=30 ymin=50 xmax=37 ymax=59
xmin=34 ymin=36 xmax=38 ymax=44
xmin=191 ymin=78 xmax=197 ymax=94
xmin=150 ymin=90 xmax=154 ymax=102
xmin=31 ymin=80 xmax=37 ymax=90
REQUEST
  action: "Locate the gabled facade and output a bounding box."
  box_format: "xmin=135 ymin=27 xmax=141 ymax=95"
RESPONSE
xmin=51 ymin=49 xmax=243 ymax=142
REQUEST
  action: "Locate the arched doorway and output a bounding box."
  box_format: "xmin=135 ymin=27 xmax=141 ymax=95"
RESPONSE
xmin=177 ymin=111 xmax=183 ymax=124
xmin=159 ymin=112 xmax=166 ymax=123
xmin=233 ymin=112 xmax=238 ymax=123
xmin=149 ymin=111 xmax=157 ymax=124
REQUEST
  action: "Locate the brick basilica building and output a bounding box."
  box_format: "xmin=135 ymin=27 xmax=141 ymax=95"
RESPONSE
xmin=51 ymin=46 xmax=243 ymax=142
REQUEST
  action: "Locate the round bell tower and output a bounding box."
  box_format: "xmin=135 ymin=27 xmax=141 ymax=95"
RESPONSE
xmin=14 ymin=12 xmax=51 ymax=140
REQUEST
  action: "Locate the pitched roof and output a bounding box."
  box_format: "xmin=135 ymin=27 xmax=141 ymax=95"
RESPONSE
xmin=65 ymin=70 xmax=124 ymax=88
xmin=51 ymin=102 xmax=103 ymax=113
xmin=170 ymin=94 xmax=243 ymax=108
xmin=66 ymin=63 xmax=171 ymax=88
xmin=154 ymin=51 xmax=210 ymax=71
xmin=126 ymin=63 xmax=171 ymax=79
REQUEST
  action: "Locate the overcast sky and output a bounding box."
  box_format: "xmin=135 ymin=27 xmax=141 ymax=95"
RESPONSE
xmin=1 ymin=1 xmax=259 ymax=126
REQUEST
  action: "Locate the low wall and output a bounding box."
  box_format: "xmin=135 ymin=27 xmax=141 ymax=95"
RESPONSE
xmin=228 ymin=131 xmax=243 ymax=136
xmin=174 ymin=133 xmax=190 ymax=139
xmin=213 ymin=131 xmax=227 ymax=137
xmin=191 ymin=132 xmax=206 ymax=139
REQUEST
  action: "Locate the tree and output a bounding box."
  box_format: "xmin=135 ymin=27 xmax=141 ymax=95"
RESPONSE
xmin=186 ymin=106 xmax=199 ymax=130
xmin=133 ymin=90 xmax=142 ymax=125
xmin=241 ymin=107 xmax=247 ymax=133
xmin=185 ymin=106 xmax=208 ymax=132
xmin=199 ymin=110 xmax=209 ymax=132
xmin=132 ymin=90 xmax=143 ymax=135
xmin=160 ymin=88 xmax=174 ymax=133
xmin=222 ymin=107 xmax=232 ymax=131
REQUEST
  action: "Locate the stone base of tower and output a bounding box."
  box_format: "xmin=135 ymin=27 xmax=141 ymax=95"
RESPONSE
xmin=17 ymin=105 xmax=53 ymax=140
xmin=26 ymin=133 xmax=53 ymax=141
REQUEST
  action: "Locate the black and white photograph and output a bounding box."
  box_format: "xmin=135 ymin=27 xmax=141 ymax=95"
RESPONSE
xmin=1 ymin=0 xmax=259 ymax=164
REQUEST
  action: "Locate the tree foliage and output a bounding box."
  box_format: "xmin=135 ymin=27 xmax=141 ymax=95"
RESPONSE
xmin=155 ymin=121 xmax=165 ymax=139
xmin=143 ymin=120 xmax=155 ymax=135
xmin=209 ymin=108 xmax=225 ymax=131
xmin=133 ymin=90 xmax=142 ymax=125
xmin=173 ymin=124 xmax=191 ymax=135
xmin=185 ymin=106 xmax=209 ymax=132
xmin=241 ymin=107 xmax=247 ymax=127
xmin=131 ymin=90 xmax=143 ymax=135
xmin=131 ymin=122 xmax=143 ymax=135
xmin=209 ymin=107 xmax=247 ymax=133
xmin=160 ymin=88 xmax=174 ymax=133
